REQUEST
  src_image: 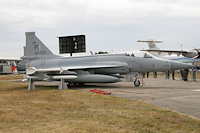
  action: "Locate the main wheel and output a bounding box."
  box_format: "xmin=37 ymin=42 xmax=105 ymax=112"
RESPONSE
xmin=78 ymin=83 xmax=85 ymax=86
xmin=68 ymin=82 xmax=76 ymax=87
xmin=134 ymin=80 xmax=140 ymax=87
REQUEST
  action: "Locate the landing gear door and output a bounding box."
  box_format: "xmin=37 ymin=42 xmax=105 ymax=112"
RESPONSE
xmin=125 ymin=74 xmax=133 ymax=82
xmin=125 ymin=72 xmax=139 ymax=82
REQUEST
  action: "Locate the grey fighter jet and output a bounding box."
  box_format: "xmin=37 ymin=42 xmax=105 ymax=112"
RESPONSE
xmin=21 ymin=32 xmax=192 ymax=90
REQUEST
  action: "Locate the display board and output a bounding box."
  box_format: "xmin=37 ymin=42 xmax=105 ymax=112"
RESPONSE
xmin=59 ymin=35 xmax=86 ymax=56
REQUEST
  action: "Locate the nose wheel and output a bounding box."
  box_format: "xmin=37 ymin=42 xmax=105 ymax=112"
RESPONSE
xmin=134 ymin=79 xmax=140 ymax=87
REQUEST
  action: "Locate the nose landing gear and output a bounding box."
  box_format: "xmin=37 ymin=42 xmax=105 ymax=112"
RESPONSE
xmin=134 ymin=78 xmax=140 ymax=87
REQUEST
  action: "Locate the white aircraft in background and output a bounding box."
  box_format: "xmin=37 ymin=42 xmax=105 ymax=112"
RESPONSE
xmin=138 ymin=39 xmax=200 ymax=68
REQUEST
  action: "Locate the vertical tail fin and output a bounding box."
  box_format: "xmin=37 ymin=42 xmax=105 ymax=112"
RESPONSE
xmin=23 ymin=32 xmax=54 ymax=57
xmin=137 ymin=39 xmax=163 ymax=50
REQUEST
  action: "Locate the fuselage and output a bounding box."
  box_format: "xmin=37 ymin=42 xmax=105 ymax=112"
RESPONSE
xmin=27 ymin=52 xmax=192 ymax=75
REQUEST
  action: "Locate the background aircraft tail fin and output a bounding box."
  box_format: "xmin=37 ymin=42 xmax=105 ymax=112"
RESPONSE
xmin=23 ymin=32 xmax=54 ymax=57
xmin=192 ymin=48 xmax=200 ymax=59
xmin=137 ymin=39 xmax=163 ymax=50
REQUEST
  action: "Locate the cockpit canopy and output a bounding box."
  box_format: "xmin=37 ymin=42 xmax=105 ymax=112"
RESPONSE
xmin=125 ymin=51 xmax=155 ymax=58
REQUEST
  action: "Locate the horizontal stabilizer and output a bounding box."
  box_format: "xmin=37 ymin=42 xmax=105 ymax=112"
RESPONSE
xmin=137 ymin=39 xmax=163 ymax=50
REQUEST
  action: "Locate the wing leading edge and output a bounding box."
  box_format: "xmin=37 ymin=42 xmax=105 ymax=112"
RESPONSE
xmin=26 ymin=61 xmax=128 ymax=75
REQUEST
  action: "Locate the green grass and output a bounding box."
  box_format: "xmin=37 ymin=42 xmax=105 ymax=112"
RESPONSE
xmin=0 ymin=80 xmax=200 ymax=132
xmin=0 ymin=74 xmax=23 ymax=80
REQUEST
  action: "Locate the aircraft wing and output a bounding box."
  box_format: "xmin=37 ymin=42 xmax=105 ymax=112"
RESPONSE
xmin=140 ymin=49 xmax=188 ymax=56
xmin=26 ymin=61 xmax=128 ymax=75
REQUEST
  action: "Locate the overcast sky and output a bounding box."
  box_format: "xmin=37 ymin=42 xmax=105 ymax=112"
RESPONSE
xmin=1 ymin=0 xmax=200 ymax=58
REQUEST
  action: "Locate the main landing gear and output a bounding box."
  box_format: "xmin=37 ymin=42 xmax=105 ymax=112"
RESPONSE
xmin=67 ymin=82 xmax=85 ymax=88
xmin=67 ymin=82 xmax=76 ymax=87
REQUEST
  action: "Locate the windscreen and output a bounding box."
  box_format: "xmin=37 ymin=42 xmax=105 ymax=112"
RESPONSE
xmin=125 ymin=51 xmax=155 ymax=58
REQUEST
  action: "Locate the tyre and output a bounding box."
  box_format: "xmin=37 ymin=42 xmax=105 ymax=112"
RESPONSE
xmin=68 ymin=82 xmax=76 ymax=87
xmin=134 ymin=80 xmax=140 ymax=87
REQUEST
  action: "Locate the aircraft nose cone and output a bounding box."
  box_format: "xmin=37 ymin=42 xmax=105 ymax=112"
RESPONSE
xmin=170 ymin=61 xmax=193 ymax=70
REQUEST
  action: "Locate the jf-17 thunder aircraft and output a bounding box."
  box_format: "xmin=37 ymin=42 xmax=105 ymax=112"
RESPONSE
xmin=21 ymin=32 xmax=193 ymax=90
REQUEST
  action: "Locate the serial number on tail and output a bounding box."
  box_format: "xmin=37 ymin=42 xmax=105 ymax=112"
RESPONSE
xmin=35 ymin=51 xmax=46 ymax=55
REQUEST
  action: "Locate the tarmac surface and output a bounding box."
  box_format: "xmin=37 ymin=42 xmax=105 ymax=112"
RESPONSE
xmin=32 ymin=76 xmax=200 ymax=119
xmin=77 ymin=77 xmax=200 ymax=119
